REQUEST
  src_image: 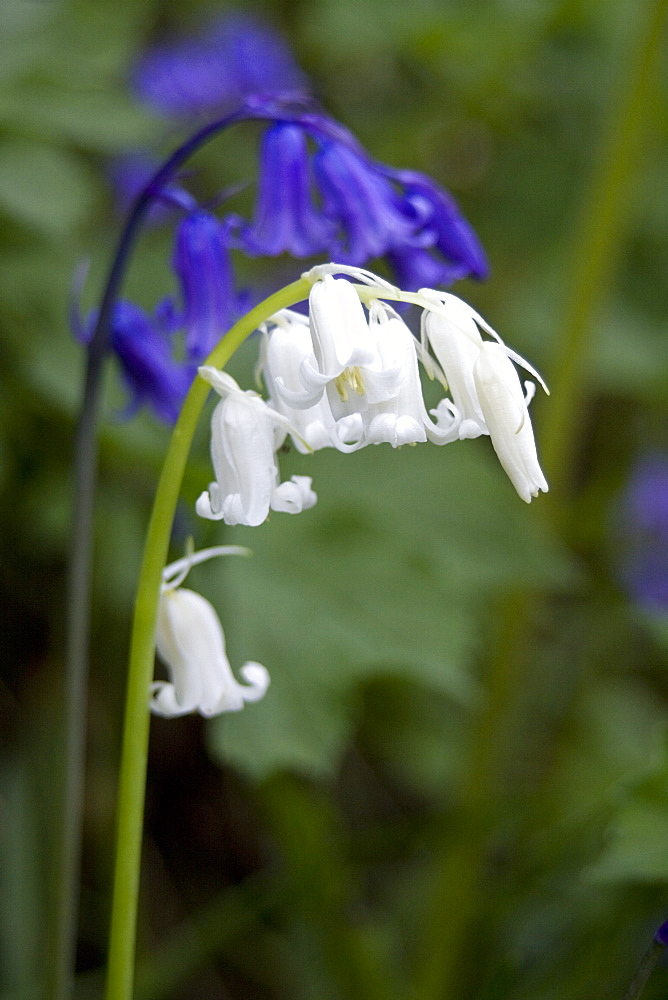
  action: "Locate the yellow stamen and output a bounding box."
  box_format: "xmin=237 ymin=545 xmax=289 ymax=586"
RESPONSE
xmin=334 ymin=366 xmax=365 ymax=401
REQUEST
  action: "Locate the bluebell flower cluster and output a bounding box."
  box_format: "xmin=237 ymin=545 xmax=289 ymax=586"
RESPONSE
xmin=236 ymin=117 xmax=488 ymax=288
xmin=132 ymin=14 xmax=309 ymax=119
xmin=619 ymin=456 xmax=668 ymax=610
xmin=76 ymin=300 xmax=195 ymax=423
xmin=94 ymin=13 xmax=490 ymax=423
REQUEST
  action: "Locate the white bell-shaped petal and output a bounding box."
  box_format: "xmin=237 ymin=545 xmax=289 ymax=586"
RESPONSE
xmin=261 ymin=311 xmax=340 ymax=452
xmin=420 ymin=292 xmax=487 ymax=439
xmin=271 ymin=474 xmax=318 ymax=513
xmin=150 ymin=586 xmax=270 ymax=718
xmin=305 ymin=275 xmax=402 ymax=422
xmin=196 ymin=367 xmax=317 ymax=525
xmin=308 ymin=274 xmax=375 ymax=379
xmin=361 ymin=303 xmax=428 ymax=447
xmin=195 ymin=388 xmax=278 ymax=525
xmin=473 ymin=342 xmax=548 ymax=503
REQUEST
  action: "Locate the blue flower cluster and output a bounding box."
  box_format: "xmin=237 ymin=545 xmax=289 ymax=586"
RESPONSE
xmin=100 ymin=14 xmax=489 ymax=422
xmin=132 ymin=14 xmax=309 ymax=118
xmin=620 ymin=456 xmax=668 ymax=610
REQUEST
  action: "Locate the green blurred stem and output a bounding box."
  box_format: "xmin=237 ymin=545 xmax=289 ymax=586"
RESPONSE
xmin=47 ymin=348 xmax=106 ymax=1000
xmin=414 ymin=1 xmax=668 ymax=997
xmin=415 ymin=589 xmax=530 ymax=999
xmin=103 ymin=277 xmax=310 ymax=1000
xmin=133 ymin=874 xmax=274 ymax=1000
xmin=540 ymin=0 xmax=668 ymax=498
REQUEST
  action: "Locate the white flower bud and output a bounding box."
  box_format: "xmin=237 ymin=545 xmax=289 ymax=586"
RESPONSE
xmin=151 ymin=586 xmax=269 ymax=718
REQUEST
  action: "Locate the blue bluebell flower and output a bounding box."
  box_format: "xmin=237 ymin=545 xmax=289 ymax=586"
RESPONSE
xmin=108 ymin=301 xmax=194 ymax=423
xmin=386 ymin=245 xmax=470 ymax=292
xmin=167 ymin=210 xmax=239 ymax=361
xmin=312 ymin=137 xmax=421 ymax=265
xmin=619 ymin=456 xmax=668 ymax=609
xmin=240 ymin=123 xmax=335 ymax=257
xmin=384 ymin=168 xmax=489 ymax=281
xmin=133 ymin=14 xmax=309 ymax=119
xmin=656 ymin=921 xmax=668 ymax=946
xmin=235 ymin=112 xmax=488 ymax=288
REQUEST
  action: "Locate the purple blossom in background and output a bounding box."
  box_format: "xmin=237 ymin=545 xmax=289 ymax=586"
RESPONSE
xmin=106 ymin=302 xmax=194 ymax=422
xmin=311 ymin=138 xmax=422 ymax=264
xmin=619 ymin=456 xmax=668 ymax=610
xmin=235 ymin=113 xmax=489 ymax=288
xmin=386 ymin=244 xmax=469 ymax=291
xmin=133 ymin=14 xmax=309 ymax=119
xmin=656 ymin=921 xmax=668 ymax=946
xmin=167 ymin=210 xmax=239 ymax=360
xmin=240 ymin=123 xmax=335 ymax=257
xmin=383 ymin=168 xmax=489 ymax=282
xmin=89 ymin=13 xmax=491 ymax=424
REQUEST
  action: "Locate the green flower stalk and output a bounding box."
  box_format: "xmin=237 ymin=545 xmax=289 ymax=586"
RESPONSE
xmin=104 ymin=264 xmax=550 ymax=1000
xmin=103 ymin=276 xmax=309 ymax=1000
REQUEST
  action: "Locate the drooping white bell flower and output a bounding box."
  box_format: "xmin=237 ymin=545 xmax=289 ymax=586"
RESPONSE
xmin=363 ymin=301 xmax=462 ymax=447
xmin=260 ymin=309 xmax=361 ymax=453
xmin=310 ymin=276 xmax=406 ymax=423
xmin=196 ymin=367 xmax=317 ymax=525
xmin=419 ymin=288 xmax=548 ymax=444
xmin=473 ymin=342 xmax=548 ymax=503
xmin=150 ymin=547 xmax=270 ymax=718
xmin=275 ymin=275 xmax=403 ymax=425
xmin=420 ymin=291 xmax=488 ymax=439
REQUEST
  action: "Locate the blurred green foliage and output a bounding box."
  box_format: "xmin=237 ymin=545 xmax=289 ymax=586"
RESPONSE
xmin=1 ymin=0 xmax=668 ymax=998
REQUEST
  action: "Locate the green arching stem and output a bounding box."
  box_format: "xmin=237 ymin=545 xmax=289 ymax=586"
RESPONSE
xmin=413 ymin=0 xmax=668 ymax=997
xmin=103 ymin=276 xmax=310 ymax=1000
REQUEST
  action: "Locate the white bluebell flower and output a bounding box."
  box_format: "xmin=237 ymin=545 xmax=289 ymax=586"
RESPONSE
xmin=261 ymin=273 xmax=463 ymax=451
xmin=363 ymin=301 xmax=461 ymax=447
xmin=196 ymin=368 xmax=317 ymax=526
xmin=420 ymin=292 xmax=488 ymax=439
xmin=150 ymin=547 xmax=269 ymax=719
xmin=473 ymin=342 xmax=548 ymax=503
xmin=298 ymin=275 xmax=405 ymax=425
xmin=259 ymin=309 xmax=358 ymax=453
xmin=419 ymin=288 xmax=548 ymax=501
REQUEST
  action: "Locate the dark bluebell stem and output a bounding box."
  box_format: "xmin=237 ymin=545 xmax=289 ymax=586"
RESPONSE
xmin=622 ymin=924 xmax=668 ymax=1000
xmin=57 ymin=97 xmax=296 ymax=1000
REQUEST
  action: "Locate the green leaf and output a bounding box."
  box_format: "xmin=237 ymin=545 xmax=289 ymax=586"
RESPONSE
xmin=587 ymin=803 xmax=668 ymax=882
xmin=207 ymin=440 xmax=573 ymax=779
xmin=0 ymin=89 xmax=158 ymax=153
xmin=0 ymin=139 xmax=96 ymax=237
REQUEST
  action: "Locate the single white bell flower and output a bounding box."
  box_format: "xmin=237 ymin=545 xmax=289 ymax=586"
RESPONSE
xmin=150 ymin=547 xmax=270 ymax=718
xmin=275 ymin=276 xmax=403 ymax=425
xmin=420 ymin=292 xmax=488 ymax=439
xmin=260 ymin=309 xmax=358 ymax=453
xmin=473 ymin=341 xmax=548 ymax=502
xmin=196 ymin=367 xmax=317 ymax=525
xmin=363 ymin=301 xmax=461 ymax=447
xmin=419 ymin=289 xmax=548 ymax=444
